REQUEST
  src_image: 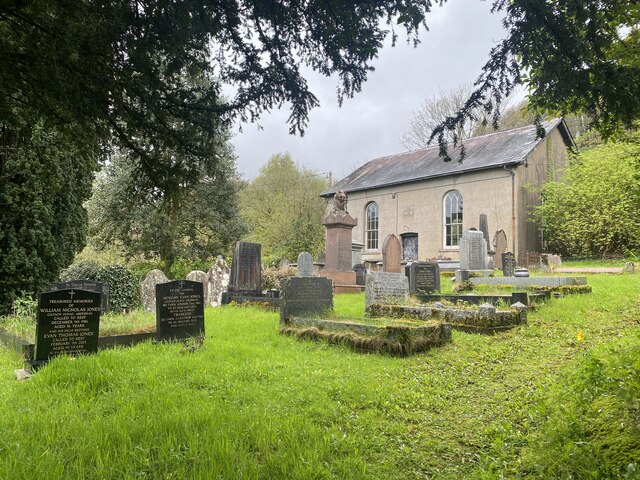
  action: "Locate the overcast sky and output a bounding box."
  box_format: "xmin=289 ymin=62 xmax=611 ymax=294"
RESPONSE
xmin=230 ymin=1 xmax=511 ymax=182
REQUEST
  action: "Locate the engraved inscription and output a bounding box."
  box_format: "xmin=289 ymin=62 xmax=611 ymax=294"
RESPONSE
xmin=35 ymin=289 xmax=101 ymax=361
xmin=156 ymin=280 xmax=205 ymax=340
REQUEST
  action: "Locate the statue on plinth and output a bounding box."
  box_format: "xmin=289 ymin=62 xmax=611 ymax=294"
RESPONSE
xmin=331 ymin=190 xmax=348 ymax=215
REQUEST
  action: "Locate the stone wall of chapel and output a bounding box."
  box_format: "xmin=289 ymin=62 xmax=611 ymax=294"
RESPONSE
xmin=346 ymin=167 xmax=514 ymax=264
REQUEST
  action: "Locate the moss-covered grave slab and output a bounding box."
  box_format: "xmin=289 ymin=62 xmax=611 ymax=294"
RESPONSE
xmin=280 ymin=317 xmax=451 ymax=356
xmin=366 ymin=302 xmax=527 ymax=334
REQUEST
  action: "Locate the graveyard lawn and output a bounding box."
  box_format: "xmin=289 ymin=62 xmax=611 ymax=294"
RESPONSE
xmin=0 ymin=275 xmax=638 ymax=479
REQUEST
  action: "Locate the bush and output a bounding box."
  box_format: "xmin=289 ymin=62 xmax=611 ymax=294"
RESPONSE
xmin=262 ymin=266 xmax=298 ymax=291
xmin=95 ymin=264 xmax=139 ymax=312
xmin=58 ymin=260 xmax=100 ymax=282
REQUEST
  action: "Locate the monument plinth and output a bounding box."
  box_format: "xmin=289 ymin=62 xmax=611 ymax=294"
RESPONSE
xmin=320 ymin=191 xmax=360 ymax=292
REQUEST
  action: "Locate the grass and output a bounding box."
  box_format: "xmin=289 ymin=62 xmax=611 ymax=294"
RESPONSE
xmin=0 ymin=274 xmax=638 ymax=478
xmin=0 ymin=310 xmax=156 ymax=344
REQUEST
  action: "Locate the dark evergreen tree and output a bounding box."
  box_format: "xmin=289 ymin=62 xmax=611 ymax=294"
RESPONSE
xmin=0 ymin=120 xmax=98 ymax=314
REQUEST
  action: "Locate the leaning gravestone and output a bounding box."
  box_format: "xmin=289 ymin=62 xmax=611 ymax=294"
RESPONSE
xmin=479 ymin=214 xmax=490 ymax=251
xmin=382 ymin=234 xmax=402 ymax=273
xmin=229 ymin=241 xmax=262 ymax=294
xmin=49 ymin=280 xmax=109 ymax=313
xmin=297 ymin=252 xmax=314 ymax=277
xmin=156 ymin=280 xmax=205 ymax=340
xmin=186 ymin=270 xmax=209 ymax=306
xmin=207 ymin=255 xmax=230 ymax=307
xmin=141 ymin=269 xmax=169 ymax=313
xmin=365 ymin=271 xmax=409 ymax=309
xmin=33 ymin=288 xmax=102 ymax=365
xmin=502 ymin=252 xmax=516 ymax=277
xmin=280 ymin=277 xmax=333 ymax=322
xmin=408 ymin=262 xmax=440 ymax=294
xmin=459 ymin=230 xmax=488 ymax=270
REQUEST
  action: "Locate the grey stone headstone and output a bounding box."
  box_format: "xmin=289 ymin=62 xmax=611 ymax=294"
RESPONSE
xmin=156 ymin=280 xmax=205 ymax=340
xmin=351 ymin=241 xmax=364 ymax=267
xmin=207 ymin=255 xmax=230 ymax=307
xmin=49 ymin=280 xmax=110 ymax=313
xmin=502 ymin=252 xmax=516 ymax=277
xmin=229 ymin=241 xmax=262 ymax=294
xmin=297 ymin=252 xmax=314 ymax=277
xmin=365 ymin=271 xmax=409 ymax=308
xmin=455 ymin=269 xmax=470 ymax=282
xmin=186 ymin=270 xmax=209 ymax=306
xmin=141 ymin=269 xmax=169 ymax=312
xmin=408 ymin=262 xmax=440 ymax=294
xmin=34 ymin=288 xmax=101 ymax=362
xmin=493 ymin=230 xmax=508 ymax=268
xmin=459 ymin=230 xmax=488 ymax=270
xmin=280 ymin=277 xmax=333 ymax=322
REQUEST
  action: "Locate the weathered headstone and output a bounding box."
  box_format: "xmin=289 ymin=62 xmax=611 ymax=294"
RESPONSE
xmin=156 ymin=280 xmax=205 ymax=340
xmin=280 ymin=277 xmax=333 ymax=322
xmin=186 ymin=270 xmax=209 ymax=305
xmin=279 ymin=258 xmax=290 ymax=269
xmin=382 ymin=234 xmax=402 ymax=273
xmin=407 ymin=262 xmax=440 ymax=294
xmin=297 ymin=252 xmax=314 ymax=277
xmin=351 ymin=241 xmax=364 ymax=267
xmin=502 ymin=252 xmax=516 ymax=277
xmin=34 ymin=289 xmax=102 ymax=363
xmin=140 ymin=269 xmax=169 ymax=312
xmin=493 ymin=230 xmax=508 ymax=269
xmin=365 ymin=271 xmax=409 ymax=309
xmin=207 ymin=255 xmax=230 ymax=307
xmin=455 ymin=269 xmax=470 ymax=283
xmin=479 ymin=214 xmax=490 ymax=251
xmin=459 ymin=230 xmax=488 ymax=270
xmin=49 ymin=280 xmax=109 ymax=313
xmin=229 ymin=241 xmax=262 ymax=294
xmin=353 ymin=264 xmax=366 ymax=286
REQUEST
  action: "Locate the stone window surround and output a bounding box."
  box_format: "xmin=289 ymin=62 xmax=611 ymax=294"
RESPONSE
xmin=443 ymin=190 xmax=463 ymax=249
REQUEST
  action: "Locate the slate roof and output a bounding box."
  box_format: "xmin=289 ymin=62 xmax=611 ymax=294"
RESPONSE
xmin=321 ymin=119 xmax=574 ymax=197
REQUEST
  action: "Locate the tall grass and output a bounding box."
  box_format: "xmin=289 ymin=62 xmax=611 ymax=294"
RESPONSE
xmin=0 ymin=274 xmax=638 ymax=478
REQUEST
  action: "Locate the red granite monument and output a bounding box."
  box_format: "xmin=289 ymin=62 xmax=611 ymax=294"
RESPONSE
xmin=321 ymin=190 xmax=360 ymax=293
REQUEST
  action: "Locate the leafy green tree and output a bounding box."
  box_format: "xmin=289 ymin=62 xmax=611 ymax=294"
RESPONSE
xmin=240 ymin=154 xmax=328 ymax=263
xmin=0 ymin=120 xmax=98 ymax=314
xmin=3 ymin=2 xmax=639 ymax=174
xmin=87 ymin=141 xmax=246 ymax=273
xmin=535 ymin=136 xmax=640 ymax=257
xmin=432 ymin=1 xmax=639 ymax=157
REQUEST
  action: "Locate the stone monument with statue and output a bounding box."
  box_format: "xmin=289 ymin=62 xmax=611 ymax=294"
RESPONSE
xmin=320 ymin=190 xmax=361 ymax=293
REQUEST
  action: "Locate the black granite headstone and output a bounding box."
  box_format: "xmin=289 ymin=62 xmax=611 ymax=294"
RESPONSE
xmin=229 ymin=241 xmax=262 ymax=294
xmin=156 ymin=280 xmax=205 ymax=340
xmin=502 ymin=252 xmax=516 ymax=277
xmin=49 ymin=280 xmax=110 ymax=313
xmin=408 ymin=262 xmax=441 ymax=294
xmin=34 ymin=288 xmax=102 ymax=363
xmin=353 ymin=264 xmax=366 ymax=286
xmin=280 ymin=277 xmax=333 ymax=322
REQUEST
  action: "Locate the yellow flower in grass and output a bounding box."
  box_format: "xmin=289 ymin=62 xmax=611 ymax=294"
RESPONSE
xmin=576 ymin=330 xmax=585 ymax=342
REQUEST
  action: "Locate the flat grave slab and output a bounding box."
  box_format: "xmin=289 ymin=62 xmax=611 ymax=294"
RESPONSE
xmin=470 ymin=276 xmax=587 ymax=287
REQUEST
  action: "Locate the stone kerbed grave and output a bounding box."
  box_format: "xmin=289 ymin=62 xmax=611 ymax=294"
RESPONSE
xmin=278 ymin=274 xmax=450 ymax=356
xmin=280 ymin=317 xmax=452 ymax=356
xmin=470 ymin=276 xmax=587 ymax=287
xmin=414 ymin=291 xmax=550 ymax=307
xmin=366 ymin=302 xmax=528 ymax=334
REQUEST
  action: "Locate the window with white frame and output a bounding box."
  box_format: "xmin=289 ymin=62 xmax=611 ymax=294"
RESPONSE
xmin=365 ymin=202 xmax=379 ymax=250
xmin=444 ymin=190 xmax=463 ymax=247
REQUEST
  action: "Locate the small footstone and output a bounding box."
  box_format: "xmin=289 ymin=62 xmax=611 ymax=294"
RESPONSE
xmin=14 ymin=369 xmax=32 ymax=380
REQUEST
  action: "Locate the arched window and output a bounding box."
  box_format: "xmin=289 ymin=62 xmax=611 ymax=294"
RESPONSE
xmin=365 ymin=202 xmax=379 ymax=250
xmin=444 ymin=190 xmax=463 ymax=247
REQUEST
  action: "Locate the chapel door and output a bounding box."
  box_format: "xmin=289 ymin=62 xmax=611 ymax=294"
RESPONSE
xmin=401 ymin=233 xmax=418 ymax=262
